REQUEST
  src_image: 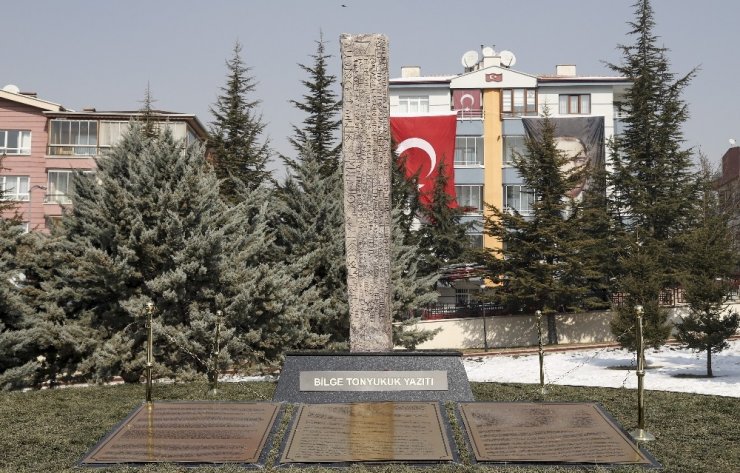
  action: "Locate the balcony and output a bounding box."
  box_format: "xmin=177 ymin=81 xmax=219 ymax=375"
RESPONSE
xmin=47 ymin=145 xmax=97 ymax=157
xmin=455 ymin=109 xmax=483 ymax=120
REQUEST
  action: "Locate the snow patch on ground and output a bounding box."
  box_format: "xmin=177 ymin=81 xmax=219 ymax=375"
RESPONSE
xmin=463 ymin=340 xmax=740 ymax=397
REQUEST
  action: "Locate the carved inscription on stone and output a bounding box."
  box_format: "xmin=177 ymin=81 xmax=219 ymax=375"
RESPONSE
xmin=340 ymin=34 xmax=393 ymax=352
xmin=281 ymin=402 xmax=453 ymax=463
xmin=81 ymin=402 xmax=279 ymax=464
xmin=459 ymin=402 xmax=653 ymax=465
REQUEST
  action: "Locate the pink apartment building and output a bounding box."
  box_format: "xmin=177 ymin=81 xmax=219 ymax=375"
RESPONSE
xmin=0 ymin=84 xmax=208 ymax=232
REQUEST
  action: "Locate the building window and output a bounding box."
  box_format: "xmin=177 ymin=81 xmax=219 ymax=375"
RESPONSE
xmin=504 ymin=185 xmax=535 ymax=215
xmin=47 ymin=170 xmax=93 ymax=204
xmin=47 ymin=171 xmax=74 ymax=204
xmin=456 ymin=288 xmax=472 ymax=306
xmin=0 ymin=130 xmax=31 ymax=155
xmin=45 ymin=216 xmax=62 ymax=231
xmin=0 ymin=175 xmax=30 ymax=201
xmin=467 ymin=233 xmax=483 ymax=248
xmin=187 ymin=128 xmax=199 ymax=146
xmin=398 ymin=96 xmax=429 ymax=113
xmin=49 ymin=120 xmax=98 ymax=156
xmin=99 ymin=121 xmax=130 ymax=148
xmin=559 ymin=94 xmax=591 ymax=114
xmin=503 ymin=135 xmax=527 ymax=165
xmin=454 ymin=136 xmax=483 ymax=166
xmin=456 ymin=185 xmax=483 ymax=213
xmin=502 ymin=89 xmax=537 ymax=116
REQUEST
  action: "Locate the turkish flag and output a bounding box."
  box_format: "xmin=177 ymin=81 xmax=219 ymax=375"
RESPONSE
xmin=452 ymin=89 xmax=481 ymax=112
xmin=390 ymin=113 xmax=458 ymax=207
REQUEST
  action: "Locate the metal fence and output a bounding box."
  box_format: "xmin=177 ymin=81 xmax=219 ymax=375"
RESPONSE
xmin=412 ymin=303 xmax=505 ymax=321
xmin=412 ymin=282 xmax=740 ymax=321
xmin=609 ymin=287 xmax=686 ymax=308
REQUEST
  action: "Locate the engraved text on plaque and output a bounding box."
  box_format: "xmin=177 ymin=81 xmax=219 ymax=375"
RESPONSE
xmin=459 ymin=402 xmax=654 ymax=465
xmin=81 ymin=402 xmax=280 ymax=465
xmin=281 ymin=402 xmax=453 ymax=463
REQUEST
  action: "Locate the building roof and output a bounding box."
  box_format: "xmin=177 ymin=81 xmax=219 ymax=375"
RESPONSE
xmin=390 ymin=72 xmax=628 ymax=88
xmin=0 ymin=88 xmax=66 ymax=111
xmin=389 ymin=75 xmax=455 ymax=85
xmin=537 ymin=75 xmax=630 ymax=84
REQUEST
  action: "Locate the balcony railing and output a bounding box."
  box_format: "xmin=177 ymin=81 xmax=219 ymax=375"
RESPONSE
xmin=45 ymin=193 xmax=72 ymax=205
xmin=455 ymin=109 xmax=483 ymax=120
xmin=48 ymin=145 xmax=97 ymax=156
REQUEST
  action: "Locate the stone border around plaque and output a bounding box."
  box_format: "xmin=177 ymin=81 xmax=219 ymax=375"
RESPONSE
xmin=273 ymin=351 xmax=474 ymax=403
xmin=277 ymin=401 xmax=460 ymax=467
xmin=454 ymin=402 xmax=661 ymax=468
xmin=78 ymin=401 xmax=284 ymax=468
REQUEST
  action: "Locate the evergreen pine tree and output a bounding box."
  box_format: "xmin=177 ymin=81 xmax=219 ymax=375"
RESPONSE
xmin=1 ymin=230 xmax=99 ymax=388
xmin=0 ymin=151 xmax=99 ymax=388
xmin=53 ymin=123 xmax=316 ymax=382
xmin=391 ymin=206 xmax=441 ymax=349
xmin=608 ymin=0 xmax=698 ymax=348
xmin=416 ymin=160 xmax=474 ymax=278
xmin=273 ymin=33 xmax=347 ymax=348
xmin=210 ymin=40 xmax=272 ymax=197
xmin=140 ymin=83 xmax=159 ymax=139
xmin=569 ymin=164 xmax=617 ymax=310
xmin=675 ymin=159 xmax=740 ymax=376
xmin=275 ymin=147 xmax=349 ymax=349
xmin=286 ymin=31 xmax=342 ymax=178
xmin=482 ymin=112 xmax=588 ymax=317
xmin=391 ymin=152 xmax=422 ymax=247
xmin=0 ymin=220 xmax=37 ymax=389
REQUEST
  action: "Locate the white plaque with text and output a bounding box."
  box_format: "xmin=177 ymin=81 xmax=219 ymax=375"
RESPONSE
xmin=300 ymin=371 xmax=448 ymax=391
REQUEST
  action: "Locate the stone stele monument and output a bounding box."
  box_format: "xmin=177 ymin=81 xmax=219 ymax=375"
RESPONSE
xmin=273 ymin=33 xmax=473 ymax=403
xmin=340 ymin=33 xmax=394 ymax=352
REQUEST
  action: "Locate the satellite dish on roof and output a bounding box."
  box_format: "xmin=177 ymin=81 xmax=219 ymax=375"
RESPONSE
xmin=2 ymin=84 xmax=20 ymax=94
xmin=499 ymin=50 xmax=517 ymax=68
xmin=481 ymin=46 xmax=495 ymax=58
xmin=461 ymin=50 xmax=480 ymax=68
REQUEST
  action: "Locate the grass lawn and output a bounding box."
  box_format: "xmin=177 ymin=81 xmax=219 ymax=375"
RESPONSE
xmin=0 ymin=381 xmax=737 ymax=472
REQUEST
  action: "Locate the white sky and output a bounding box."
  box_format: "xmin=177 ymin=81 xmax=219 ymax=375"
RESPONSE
xmin=3 ymin=1 xmax=737 ymax=177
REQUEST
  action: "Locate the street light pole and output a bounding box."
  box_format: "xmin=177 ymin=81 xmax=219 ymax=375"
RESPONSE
xmin=536 ymin=310 xmax=546 ymax=398
xmin=145 ymin=302 xmax=154 ymax=405
xmin=630 ymin=305 xmax=655 ymax=442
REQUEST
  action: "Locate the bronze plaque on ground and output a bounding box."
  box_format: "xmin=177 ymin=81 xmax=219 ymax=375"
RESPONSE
xmin=459 ymin=402 xmax=655 ymax=465
xmin=281 ymin=402 xmax=454 ymax=463
xmin=80 ymin=402 xmax=280 ymax=465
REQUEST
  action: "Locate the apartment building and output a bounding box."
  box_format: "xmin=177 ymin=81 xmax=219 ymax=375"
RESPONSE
xmin=389 ymin=47 xmax=629 ymax=305
xmin=0 ymin=84 xmax=208 ymax=232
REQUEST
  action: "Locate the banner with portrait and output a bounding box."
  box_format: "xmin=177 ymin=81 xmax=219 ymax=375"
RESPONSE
xmin=522 ymin=116 xmax=605 ymax=200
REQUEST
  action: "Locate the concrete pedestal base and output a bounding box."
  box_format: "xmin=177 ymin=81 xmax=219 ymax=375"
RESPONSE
xmin=273 ymin=350 xmax=474 ymax=403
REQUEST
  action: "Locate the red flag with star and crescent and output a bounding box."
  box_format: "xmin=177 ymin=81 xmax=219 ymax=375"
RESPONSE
xmin=390 ymin=113 xmax=458 ymax=207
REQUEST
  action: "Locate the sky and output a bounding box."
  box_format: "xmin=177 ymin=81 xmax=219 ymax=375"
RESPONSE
xmin=3 ymin=0 xmax=738 ymax=178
